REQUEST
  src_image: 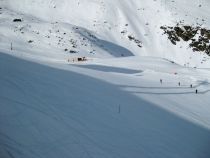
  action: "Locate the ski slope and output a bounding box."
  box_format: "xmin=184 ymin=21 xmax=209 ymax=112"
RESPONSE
xmin=1 ymin=52 xmax=210 ymax=158
xmin=0 ymin=0 xmax=210 ymax=158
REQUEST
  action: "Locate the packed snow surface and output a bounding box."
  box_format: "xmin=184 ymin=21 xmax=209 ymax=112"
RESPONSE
xmin=0 ymin=0 xmax=210 ymax=158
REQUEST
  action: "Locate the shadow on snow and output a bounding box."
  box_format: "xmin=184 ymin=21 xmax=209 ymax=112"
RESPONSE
xmin=75 ymin=27 xmax=134 ymax=57
xmin=74 ymin=64 xmax=141 ymax=74
xmin=0 ymin=53 xmax=210 ymax=158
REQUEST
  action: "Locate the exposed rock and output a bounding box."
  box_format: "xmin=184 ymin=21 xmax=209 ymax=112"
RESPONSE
xmin=161 ymin=24 xmax=210 ymax=55
xmin=69 ymin=50 xmax=78 ymax=53
xmin=28 ymin=40 xmax=33 ymax=43
xmin=13 ymin=19 xmax=22 ymax=22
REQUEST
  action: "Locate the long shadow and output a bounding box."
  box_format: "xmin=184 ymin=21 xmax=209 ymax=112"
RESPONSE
xmin=120 ymin=80 xmax=210 ymax=90
xmin=0 ymin=53 xmax=210 ymax=158
xmin=74 ymin=64 xmax=141 ymax=74
xmin=130 ymin=91 xmax=196 ymax=95
xmin=74 ymin=27 xmax=134 ymax=57
xmin=120 ymin=85 xmax=194 ymax=90
xmin=119 ymin=80 xmax=210 ymax=95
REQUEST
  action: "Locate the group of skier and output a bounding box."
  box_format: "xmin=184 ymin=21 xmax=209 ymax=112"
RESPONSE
xmin=160 ymin=79 xmax=198 ymax=94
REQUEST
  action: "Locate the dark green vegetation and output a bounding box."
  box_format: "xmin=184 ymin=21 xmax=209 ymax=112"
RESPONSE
xmin=161 ymin=24 xmax=210 ymax=55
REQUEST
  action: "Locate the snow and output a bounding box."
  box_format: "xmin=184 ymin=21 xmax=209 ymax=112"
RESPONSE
xmin=1 ymin=53 xmax=210 ymax=158
xmin=0 ymin=0 xmax=210 ymax=158
xmin=1 ymin=0 xmax=210 ymax=66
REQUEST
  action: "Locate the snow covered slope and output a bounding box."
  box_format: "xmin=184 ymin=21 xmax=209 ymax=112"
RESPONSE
xmin=1 ymin=52 xmax=210 ymax=158
xmin=1 ymin=0 xmax=210 ymax=67
xmin=1 ymin=0 xmax=210 ymax=158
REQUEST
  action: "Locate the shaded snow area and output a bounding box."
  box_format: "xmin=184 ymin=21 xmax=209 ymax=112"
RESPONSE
xmin=0 ymin=0 xmax=210 ymax=158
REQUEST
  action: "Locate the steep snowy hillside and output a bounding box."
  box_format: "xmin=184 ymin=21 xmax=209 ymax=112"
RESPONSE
xmin=1 ymin=0 xmax=210 ymax=158
xmin=1 ymin=0 xmax=210 ymax=67
xmin=1 ymin=52 xmax=210 ymax=158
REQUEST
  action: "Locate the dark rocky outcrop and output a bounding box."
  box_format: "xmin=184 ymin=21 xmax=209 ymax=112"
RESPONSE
xmin=161 ymin=24 xmax=210 ymax=55
xmin=127 ymin=35 xmax=143 ymax=48
xmin=13 ymin=19 xmax=22 ymax=22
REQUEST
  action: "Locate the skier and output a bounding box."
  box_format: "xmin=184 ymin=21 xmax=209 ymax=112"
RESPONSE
xmin=160 ymin=79 xmax=163 ymax=84
xmin=195 ymin=89 xmax=198 ymax=94
xmin=178 ymin=82 xmax=181 ymax=86
xmin=190 ymin=84 xmax=193 ymax=88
